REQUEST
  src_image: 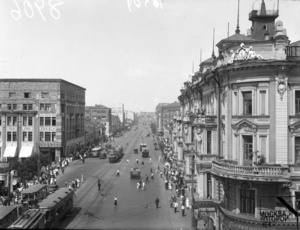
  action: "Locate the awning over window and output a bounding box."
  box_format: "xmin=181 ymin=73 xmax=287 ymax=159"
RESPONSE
xmin=19 ymin=146 xmax=33 ymax=158
xmin=4 ymin=146 xmax=17 ymax=157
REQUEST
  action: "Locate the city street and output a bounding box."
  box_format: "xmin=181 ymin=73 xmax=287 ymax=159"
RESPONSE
xmin=57 ymin=126 xmax=190 ymax=230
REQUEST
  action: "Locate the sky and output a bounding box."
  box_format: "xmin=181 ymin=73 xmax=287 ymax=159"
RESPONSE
xmin=0 ymin=0 xmax=300 ymax=113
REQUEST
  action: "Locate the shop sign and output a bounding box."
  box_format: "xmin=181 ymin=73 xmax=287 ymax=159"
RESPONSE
xmin=260 ymin=210 xmax=289 ymax=226
xmin=223 ymin=219 xmax=275 ymax=230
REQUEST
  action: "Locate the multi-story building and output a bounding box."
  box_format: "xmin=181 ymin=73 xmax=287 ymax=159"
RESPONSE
xmin=85 ymin=104 xmax=112 ymax=137
xmin=111 ymin=103 xmax=125 ymax=129
xmin=0 ymin=79 xmax=85 ymax=187
xmin=175 ymin=0 xmax=300 ymax=229
xmin=155 ymin=102 xmax=180 ymax=136
xmin=111 ymin=115 xmax=122 ymax=135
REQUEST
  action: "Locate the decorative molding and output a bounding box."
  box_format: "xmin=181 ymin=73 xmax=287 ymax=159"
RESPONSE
xmin=277 ymin=78 xmax=287 ymax=101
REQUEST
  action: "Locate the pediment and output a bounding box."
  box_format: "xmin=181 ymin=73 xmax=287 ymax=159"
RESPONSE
xmin=289 ymin=120 xmax=300 ymax=129
xmin=232 ymin=119 xmax=258 ymax=129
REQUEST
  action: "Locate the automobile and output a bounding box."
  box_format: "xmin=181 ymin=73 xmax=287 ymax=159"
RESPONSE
xmin=134 ymin=148 xmax=139 ymax=154
xmin=130 ymin=167 xmax=141 ymax=179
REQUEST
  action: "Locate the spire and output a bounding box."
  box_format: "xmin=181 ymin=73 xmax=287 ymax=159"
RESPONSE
xmin=235 ymin=0 xmax=240 ymax=34
xmin=212 ymin=28 xmax=216 ymax=59
xmin=261 ymin=0 xmax=266 ymax=15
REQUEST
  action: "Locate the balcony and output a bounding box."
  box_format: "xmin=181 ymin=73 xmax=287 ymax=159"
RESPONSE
xmin=211 ymin=160 xmax=290 ymax=182
xmin=194 ymin=115 xmax=217 ymax=127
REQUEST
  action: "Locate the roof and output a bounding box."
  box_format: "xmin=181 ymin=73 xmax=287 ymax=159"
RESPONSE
xmin=95 ymin=104 xmax=111 ymax=109
xmin=0 ymin=206 xmax=18 ymax=219
xmin=38 ymin=188 xmax=74 ymax=209
xmin=162 ymin=102 xmax=180 ymax=109
xmin=201 ymin=56 xmax=215 ymax=64
xmin=288 ymin=40 xmax=300 ymax=47
xmin=21 ymin=184 xmax=47 ymax=194
xmin=216 ymin=33 xmax=257 ymax=48
xmin=0 ymin=78 xmax=86 ymax=90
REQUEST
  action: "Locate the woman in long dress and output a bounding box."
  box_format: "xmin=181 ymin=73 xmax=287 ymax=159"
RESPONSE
xmin=185 ymin=197 xmax=190 ymax=209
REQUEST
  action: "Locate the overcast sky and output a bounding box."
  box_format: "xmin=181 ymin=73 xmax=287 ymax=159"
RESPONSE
xmin=0 ymin=0 xmax=299 ymax=112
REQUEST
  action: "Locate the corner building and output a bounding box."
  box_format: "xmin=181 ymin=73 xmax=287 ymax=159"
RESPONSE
xmin=176 ymin=1 xmax=300 ymax=229
xmin=0 ymin=79 xmax=85 ymax=165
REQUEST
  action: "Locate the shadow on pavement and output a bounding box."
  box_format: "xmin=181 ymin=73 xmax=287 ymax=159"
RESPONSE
xmin=58 ymin=207 xmax=82 ymax=229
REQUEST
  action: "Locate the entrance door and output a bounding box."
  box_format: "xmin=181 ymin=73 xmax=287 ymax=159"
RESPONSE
xmin=243 ymin=135 xmax=253 ymax=166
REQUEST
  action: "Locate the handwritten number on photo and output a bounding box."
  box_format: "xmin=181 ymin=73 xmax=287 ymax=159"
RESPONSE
xmin=11 ymin=0 xmax=64 ymax=21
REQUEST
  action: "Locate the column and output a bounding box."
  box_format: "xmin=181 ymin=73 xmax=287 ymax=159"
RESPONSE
xmin=178 ymin=145 xmax=183 ymax=161
xmin=197 ymin=173 xmax=204 ymax=198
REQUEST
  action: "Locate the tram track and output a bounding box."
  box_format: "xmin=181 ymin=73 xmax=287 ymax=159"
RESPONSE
xmin=68 ymin=128 xmax=143 ymax=229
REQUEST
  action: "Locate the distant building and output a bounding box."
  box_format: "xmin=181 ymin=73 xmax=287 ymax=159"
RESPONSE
xmin=85 ymin=104 xmax=112 ymax=137
xmin=111 ymin=115 xmax=122 ymax=135
xmin=0 ymin=78 xmax=85 ymax=188
xmin=111 ymin=103 xmax=125 ymax=129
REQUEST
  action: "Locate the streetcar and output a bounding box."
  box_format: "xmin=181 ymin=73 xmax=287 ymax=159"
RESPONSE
xmin=0 ymin=206 xmax=20 ymax=229
xmin=139 ymin=143 xmax=146 ymax=151
xmin=38 ymin=187 xmax=74 ymax=229
xmin=21 ymin=184 xmax=48 ymax=210
xmin=8 ymin=209 xmax=45 ymax=229
xmin=142 ymin=148 xmax=150 ymax=157
xmin=108 ymin=146 xmax=123 ymax=163
xmin=91 ymin=146 xmax=104 ymax=158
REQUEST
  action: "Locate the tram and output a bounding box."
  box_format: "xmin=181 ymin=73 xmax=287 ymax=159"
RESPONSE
xmin=8 ymin=209 xmax=45 ymax=229
xmin=0 ymin=206 xmax=20 ymax=229
xmin=108 ymin=146 xmax=123 ymax=163
xmin=142 ymin=148 xmax=150 ymax=157
xmin=38 ymin=187 xmax=75 ymax=229
xmin=21 ymin=184 xmax=48 ymax=210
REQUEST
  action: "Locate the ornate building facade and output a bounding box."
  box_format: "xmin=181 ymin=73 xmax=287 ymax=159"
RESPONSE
xmin=175 ymin=1 xmax=300 ymax=229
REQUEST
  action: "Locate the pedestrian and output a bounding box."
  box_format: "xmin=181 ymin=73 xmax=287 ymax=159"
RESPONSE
xmin=74 ymin=179 xmax=78 ymax=188
xmin=160 ymin=171 xmax=163 ymax=178
xmin=116 ymin=169 xmax=120 ymax=177
xmin=76 ymin=177 xmax=80 ymax=188
xmin=114 ymin=196 xmax=118 ymax=206
xmin=82 ymin=157 xmax=85 ymax=163
xmin=127 ymin=159 xmax=129 ymax=163
xmin=150 ymin=168 xmax=153 ymax=173
xmin=155 ymin=197 xmax=159 ymax=209
xmin=62 ymin=166 xmax=65 ymax=174
xmin=142 ymin=181 xmax=145 ymax=190
xmin=142 ymin=161 xmax=144 ymax=166
xmin=151 ymin=173 xmax=154 ymax=180
xmin=65 ymin=181 xmax=68 ymax=187
xmin=186 ymin=197 xmax=190 ymax=209
xmin=157 ymin=165 xmax=160 ymax=170
xmin=137 ymin=182 xmax=140 ymax=190
xmin=181 ymin=205 xmax=185 ymax=216
xmin=149 ymin=158 xmax=152 ymax=163
xmin=136 ymin=159 xmax=139 ymax=164
xmin=174 ymin=201 xmax=178 ymax=213
xmin=98 ymin=179 xmax=101 ymax=191
xmin=146 ymin=175 xmax=149 ymax=183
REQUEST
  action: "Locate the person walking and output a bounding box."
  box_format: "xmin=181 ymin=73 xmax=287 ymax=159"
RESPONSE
xmin=142 ymin=181 xmax=145 ymax=190
xmin=151 ymin=173 xmax=154 ymax=180
xmin=160 ymin=171 xmax=163 ymax=178
xmin=76 ymin=177 xmax=80 ymax=188
xmin=174 ymin=201 xmax=178 ymax=213
xmin=74 ymin=179 xmax=78 ymax=188
xmin=136 ymin=159 xmax=139 ymax=164
xmin=116 ymin=169 xmax=120 ymax=177
xmin=181 ymin=205 xmax=185 ymax=216
xmin=186 ymin=197 xmax=190 ymax=209
xmin=61 ymin=166 xmax=65 ymax=175
xmin=114 ymin=196 xmax=118 ymax=206
xmin=149 ymin=158 xmax=152 ymax=164
xmin=98 ymin=179 xmax=101 ymax=191
xmin=155 ymin=197 xmax=159 ymax=209
xmin=146 ymin=175 xmax=149 ymax=183
xmin=137 ymin=182 xmax=140 ymax=190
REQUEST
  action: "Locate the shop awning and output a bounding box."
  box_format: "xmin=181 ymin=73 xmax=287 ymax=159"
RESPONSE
xmin=4 ymin=146 xmax=17 ymax=157
xmin=19 ymin=146 xmax=33 ymax=158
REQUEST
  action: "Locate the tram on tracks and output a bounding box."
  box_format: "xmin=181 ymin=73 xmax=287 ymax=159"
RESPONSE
xmin=0 ymin=205 xmax=20 ymax=229
xmin=21 ymin=184 xmax=48 ymax=210
xmin=38 ymin=187 xmax=75 ymax=229
xmin=108 ymin=146 xmax=123 ymax=163
xmin=8 ymin=209 xmax=45 ymax=229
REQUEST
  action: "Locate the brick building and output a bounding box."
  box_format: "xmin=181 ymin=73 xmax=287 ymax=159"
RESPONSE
xmin=0 ymin=79 xmax=85 ymax=187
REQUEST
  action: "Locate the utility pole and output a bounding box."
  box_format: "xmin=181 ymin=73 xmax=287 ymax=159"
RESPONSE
xmin=191 ymin=154 xmax=197 ymax=229
xmin=8 ymin=163 xmax=11 ymax=206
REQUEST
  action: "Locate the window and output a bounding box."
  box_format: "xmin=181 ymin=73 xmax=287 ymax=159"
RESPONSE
xmin=28 ymin=132 xmax=33 ymax=141
xmin=240 ymin=189 xmax=255 ymax=214
xmin=40 ymin=132 xmax=44 ymax=141
xmin=45 ymin=117 xmax=51 ymax=126
xmin=23 ymin=104 xmax=28 ymax=110
xmin=61 ymin=93 xmax=65 ymax=99
xmin=13 ymin=104 xmax=17 ymax=110
xmin=243 ymin=135 xmax=253 ymax=160
xmin=45 ymin=132 xmax=51 ymax=141
xmin=42 ymin=92 xmax=49 ymax=98
xmin=260 ymin=136 xmax=267 ymax=157
xmin=243 ymin=92 xmax=252 ymax=115
xmin=28 ymin=104 xmax=33 ymax=110
xmin=9 ymin=92 xmax=16 ymax=98
xmin=45 ymin=104 xmax=51 ymax=111
xmin=260 ymin=90 xmax=266 ymax=115
xmin=7 ymin=117 xmax=12 ymax=126
xmin=52 ymin=132 xmax=56 ymax=141
xmin=7 ymin=132 xmax=12 ymax=141
xmin=207 ymin=131 xmax=212 ymax=154
xmin=28 ymin=117 xmax=32 ymax=126
xmin=61 ymin=104 xmax=65 ymax=113
xmin=7 ymin=104 xmax=12 ymax=110
xmin=23 ymin=132 xmax=27 ymax=141
xmin=13 ymin=117 xmax=17 ymax=126
xmin=40 ymin=104 xmax=45 ymax=111
xmin=52 ymin=117 xmax=56 ymax=126
xmin=24 ymin=92 xmax=31 ymax=98
xmin=296 ymin=91 xmax=300 ymax=114
xmin=13 ymin=132 xmax=17 ymax=141
xmin=207 ymin=173 xmax=212 ymax=198
xmin=23 ymin=117 xmax=27 ymax=126
xmin=295 ymin=137 xmax=300 ymax=164
xmin=40 ymin=117 xmax=44 ymax=126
